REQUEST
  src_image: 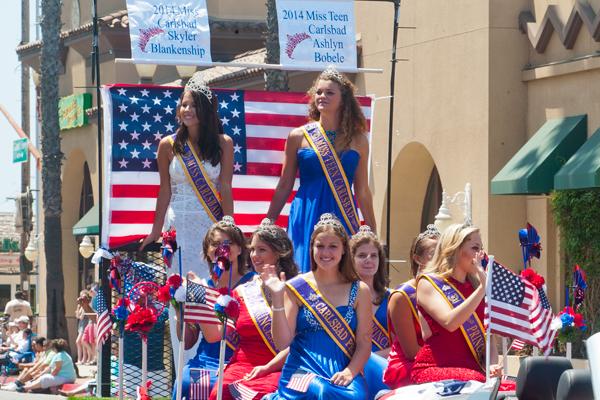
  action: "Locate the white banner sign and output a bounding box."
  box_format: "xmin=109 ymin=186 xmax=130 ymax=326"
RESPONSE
xmin=276 ymin=0 xmax=357 ymax=69
xmin=126 ymin=0 xmax=212 ymax=64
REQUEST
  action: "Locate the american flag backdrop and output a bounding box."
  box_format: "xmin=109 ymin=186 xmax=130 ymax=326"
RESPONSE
xmin=95 ymin=286 xmax=112 ymax=347
xmin=101 ymin=84 xmax=373 ymax=249
xmin=487 ymin=261 xmax=556 ymax=356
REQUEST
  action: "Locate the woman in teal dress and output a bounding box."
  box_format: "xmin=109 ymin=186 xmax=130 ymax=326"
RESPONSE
xmin=267 ymin=67 xmax=376 ymax=273
xmin=263 ymin=213 xmax=372 ymax=400
xmin=173 ymin=217 xmax=255 ymax=400
xmin=350 ymin=225 xmax=391 ymax=399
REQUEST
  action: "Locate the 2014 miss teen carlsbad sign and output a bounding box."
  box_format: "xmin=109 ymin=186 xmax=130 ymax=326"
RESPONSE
xmin=277 ymin=0 xmax=356 ymax=69
xmin=126 ymin=0 xmax=212 ymax=64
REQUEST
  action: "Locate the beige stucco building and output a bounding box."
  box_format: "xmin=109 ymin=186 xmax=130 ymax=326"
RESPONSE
xmin=17 ymin=0 xmax=600 ymax=343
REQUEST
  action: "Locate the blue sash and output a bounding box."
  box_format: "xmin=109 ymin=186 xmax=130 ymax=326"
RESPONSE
xmin=239 ymin=279 xmax=278 ymax=355
xmin=420 ymin=274 xmax=485 ymax=370
xmin=302 ymin=122 xmax=361 ymax=234
xmin=168 ymin=135 xmax=223 ymax=222
xmin=287 ymin=276 xmax=356 ymax=359
xmin=371 ymin=290 xmax=391 ymax=350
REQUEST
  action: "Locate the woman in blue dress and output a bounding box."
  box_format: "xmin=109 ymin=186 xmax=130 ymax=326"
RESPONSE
xmin=350 ymin=225 xmax=390 ymax=399
xmin=267 ymin=67 xmax=376 ymax=273
xmin=173 ymin=216 xmax=255 ymax=400
xmin=263 ymin=213 xmax=372 ymax=400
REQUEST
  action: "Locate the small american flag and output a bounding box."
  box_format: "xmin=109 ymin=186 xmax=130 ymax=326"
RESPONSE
xmin=189 ymin=368 xmax=211 ymax=400
xmin=100 ymin=85 xmax=372 ymax=248
xmin=95 ymin=287 xmax=112 ymax=347
xmin=228 ymin=380 xmax=259 ymax=400
xmin=286 ymin=370 xmax=319 ymax=393
xmin=488 ymin=261 xmax=556 ymax=356
xmin=509 ymin=339 xmax=526 ymax=351
xmin=184 ymin=280 xmax=234 ymax=330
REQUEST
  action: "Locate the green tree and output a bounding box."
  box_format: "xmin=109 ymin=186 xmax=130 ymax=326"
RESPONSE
xmin=265 ymin=0 xmax=289 ymax=91
xmin=552 ymin=189 xmax=600 ymax=351
xmin=40 ymin=0 xmax=68 ymax=340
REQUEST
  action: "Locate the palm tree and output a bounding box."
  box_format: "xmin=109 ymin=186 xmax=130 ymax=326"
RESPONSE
xmin=40 ymin=0 xmax=68 ymax=340
xmin=265 ymin=0 xmax=289 ymax=91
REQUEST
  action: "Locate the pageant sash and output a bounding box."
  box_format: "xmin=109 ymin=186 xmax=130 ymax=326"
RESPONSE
xmin=420 ymin=274 xmax=486 ymax=370
xmin=226 ymin=330 xmax=239 ymax=352
xmin=371 ymin=301 xmax=391 ymax=351
xmin=302 ymin=122 xmax=360 ymax=234
xmin=287 ymin=276 xmax=356 ymax=359
xmin=239 ymin=279 xmax=278 ymax=355
xmin=396 ymin=282 xmax=418 ymax=321
xmin=168 ymin=136 xmax=223 ymax=222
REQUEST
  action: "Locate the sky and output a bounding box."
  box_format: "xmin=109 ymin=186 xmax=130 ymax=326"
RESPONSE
xmin=0 ymin=1 xmax=37 ymax=212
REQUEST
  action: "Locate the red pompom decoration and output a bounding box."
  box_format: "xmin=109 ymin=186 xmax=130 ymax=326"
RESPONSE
xmin=157 ymin=285 xmax=171 ymax=303
xmin=167 ymin=274 xmax=182 ymax=289
xmin=520 ymin=268 xmax=545 ymax=289
xmin=125 ymin=305 xmax=158 ymax=335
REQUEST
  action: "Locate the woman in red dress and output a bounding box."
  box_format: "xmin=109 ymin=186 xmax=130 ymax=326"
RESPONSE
xmin=205 ymin=219 xmax=298 ymax=400
xmin=410 ymin=224 xmax=501 ymax=384
xmin=383 ymin=224 xmax=439 ymax=389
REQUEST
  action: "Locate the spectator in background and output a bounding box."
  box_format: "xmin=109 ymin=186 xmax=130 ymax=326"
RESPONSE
xmin=3 ymin=337 xmax=55 ymax=392
xmin=18 ymin=338 xmax=77 ymax=393
xmin=75 ymin=290 xmax=92 ymax=365
xmin=4 ymin=291 xmax=32 ymax=323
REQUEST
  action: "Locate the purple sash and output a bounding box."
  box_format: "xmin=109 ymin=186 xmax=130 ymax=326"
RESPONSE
xmin=239 ymin=279 xmax=278 ymax=355
xmin=302 ymin=122 xmax=360 ymax=234
xmin=287 ymin=276 xmax=356 ymax=359
xmin=168 ymin=136 xmax=223 ymax=222
xmin=395 ymin=282 xmax=418 ymax=321
xmin=420 ymin=274 xmax=485 ymax=370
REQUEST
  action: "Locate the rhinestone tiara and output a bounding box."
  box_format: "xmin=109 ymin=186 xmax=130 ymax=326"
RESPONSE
xmin=217 ymin=215 xmax=236 ymax=228
xmin=314 ymin=213 xmax=344 ymax=230
xmin=352 ymin=225 xmax=378 ymax=241
xmin=255 ymin=218 xmax=281 ymax=236
xmin=319 ymin=65 xmax=344 ymax=82
xmin=184 ymin=73 xmax=213 ymax=101
xmin=417 ymin=224 xmax=441 ymax=242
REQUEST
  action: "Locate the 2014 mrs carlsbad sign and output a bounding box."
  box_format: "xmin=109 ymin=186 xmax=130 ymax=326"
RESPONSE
xmin=126 ymin=0 xmax=212 ymax=64
xmin=277 ymin=0 xmax=357 ymax=69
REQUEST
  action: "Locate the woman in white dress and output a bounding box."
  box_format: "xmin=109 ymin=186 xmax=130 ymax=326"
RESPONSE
xmin=140 ymin=74 xmax=234 ymax=367
xmin=140 ymin=73 xmax=234 ymax=279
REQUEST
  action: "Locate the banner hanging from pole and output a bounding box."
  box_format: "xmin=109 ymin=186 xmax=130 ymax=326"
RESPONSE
xmin=276 ymin=0 xmax=357 ymax=69
xmin=126 ymin=0 xmax=212 ymax=64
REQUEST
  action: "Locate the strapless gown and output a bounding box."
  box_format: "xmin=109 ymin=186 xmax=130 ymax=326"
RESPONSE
xmin=287 ymin=148 xmax=360 ymax=273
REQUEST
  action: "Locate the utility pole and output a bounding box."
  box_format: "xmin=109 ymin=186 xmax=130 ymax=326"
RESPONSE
xmin=20 ymin=0 xmax=32 ymax=293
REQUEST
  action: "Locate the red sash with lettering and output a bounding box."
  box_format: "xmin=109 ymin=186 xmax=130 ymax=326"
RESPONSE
xmin=238 ymin=279 xmax=277 ymax=355
xmin=419 ymin=274 xmax=486 ymax=371
xmin=168 ymin=135 xmax=223 ymax=222
xmin=302 ymin=122 xmax=361 ymax=234
xmin=287 ymin=276 xmax=356 ymax=359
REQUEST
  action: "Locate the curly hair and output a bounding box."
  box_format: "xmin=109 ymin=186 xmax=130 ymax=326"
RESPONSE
xmin=307 ymin=71 xmax=367 ymax=151
xmin=350 ymin=235 xmax=388 ymax=304
xmin=203 ymin=222 xmax=250 ymax=276
xmin=251 ymin=225 xmax=298 ymax=280
xmin=173 ymin=89 xmax=223 ymax=166
xmin=310 ymin=217 xmax=360 ymax=283
xmin=422 ymin=224 xmax=481 ymax=288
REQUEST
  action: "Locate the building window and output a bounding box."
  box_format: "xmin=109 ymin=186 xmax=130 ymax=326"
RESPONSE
xmin=0 ymin=285 xmax=11 ymax=313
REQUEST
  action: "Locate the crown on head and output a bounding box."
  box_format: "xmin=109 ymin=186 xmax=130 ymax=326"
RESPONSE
xmin=352 ymin=225 xmax=378 ymax=241
xmin=314 ymin=213 xmax=344 ymax=231
xmin=184 ymin=73 xmax=213 ymax=101
xmin=417 ymin=224 xmax=441 ymax=242
xmin=255 ymin=218 xmax=283 ymax=238
xmin=319 ymin=65 xmax=344 ymax=82
xmin=217 ymin=215 xmax=236 ymax=228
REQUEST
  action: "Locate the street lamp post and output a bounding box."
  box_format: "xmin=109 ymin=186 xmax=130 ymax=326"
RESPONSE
xmin=434 ymin=183 xmax=472 ymax=232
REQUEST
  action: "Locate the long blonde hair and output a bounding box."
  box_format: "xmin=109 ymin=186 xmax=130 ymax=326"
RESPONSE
xmin=422 ymin=224 xmax=481 ymax=287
